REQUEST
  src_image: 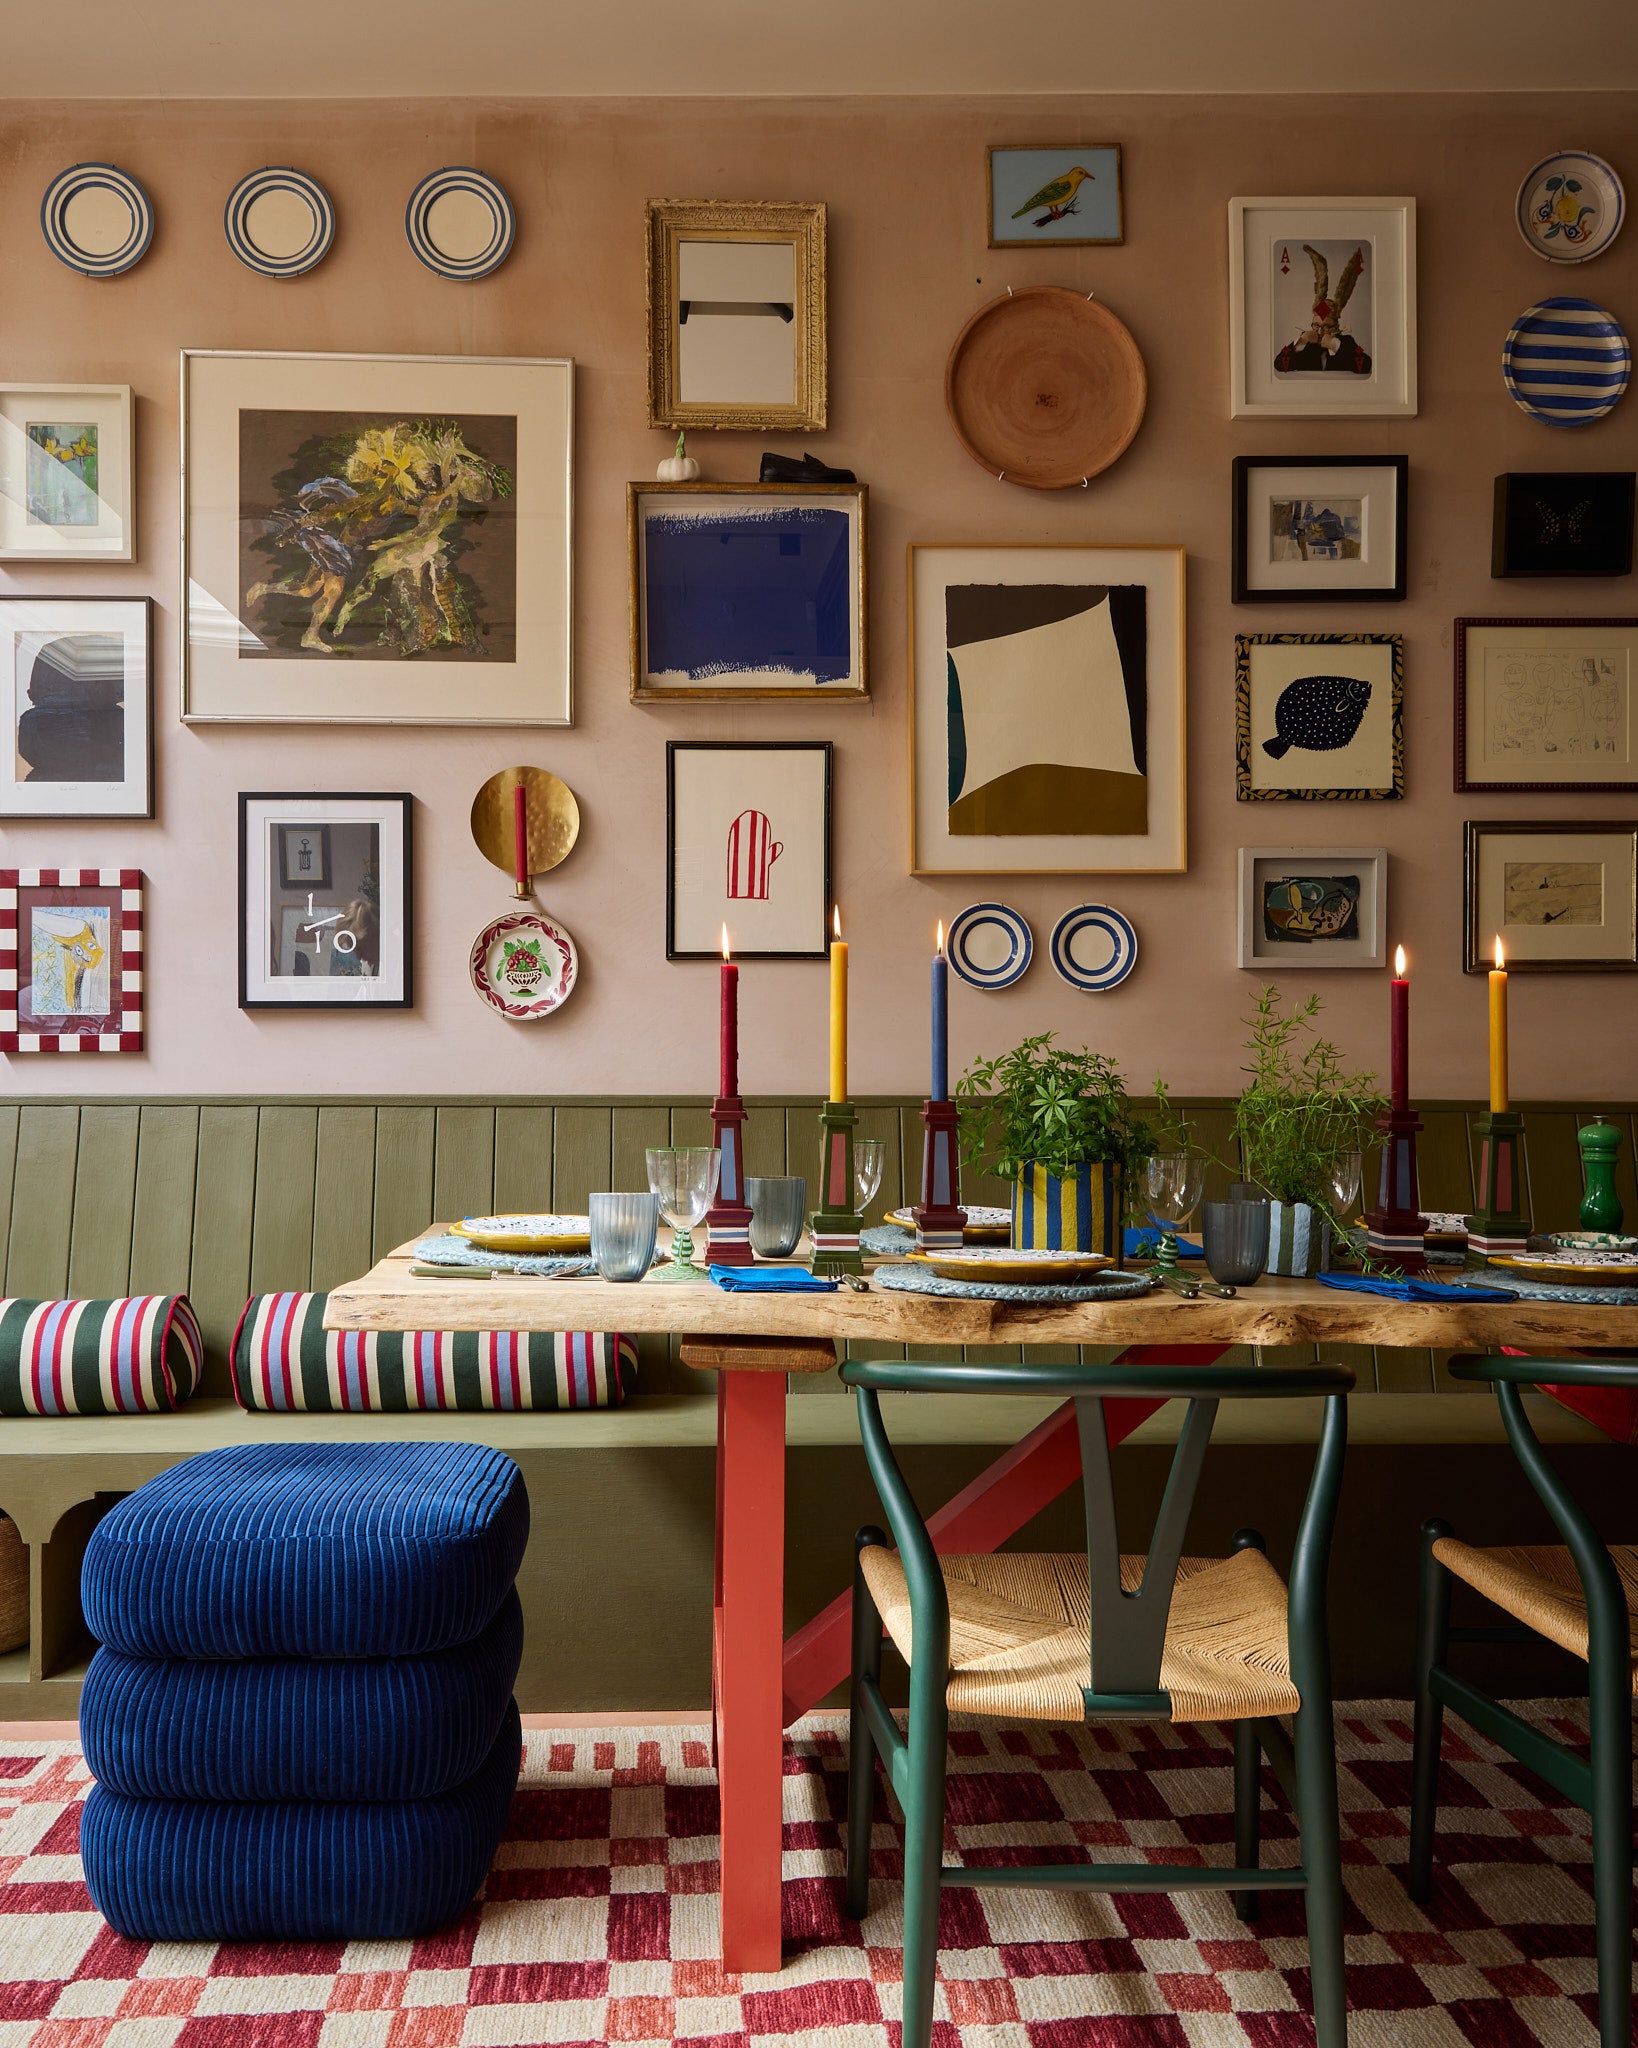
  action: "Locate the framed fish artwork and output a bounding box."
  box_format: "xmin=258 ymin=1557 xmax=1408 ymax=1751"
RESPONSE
xmin=1235 ymin=633 xmax=1404 ymax=802
xmin=987 ymin=146 xmax=1123 ymax=248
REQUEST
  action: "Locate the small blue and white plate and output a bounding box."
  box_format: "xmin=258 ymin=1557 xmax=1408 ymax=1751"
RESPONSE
xmin=1050 ymin=904 xmax=1138 ymax=992
xmin=405 ymin=167 xmax=515 ymax=279
xmin=1502 ymin=297 xmax=1630 ymax=427
xmin=1516 ymin=151 xmax=1625 ymax=264
xmin=40 ymin=163 xmax=154 ymax=277
xmin=225 ymin=167 xmax=335 ymax=278
xmin=946 ymin=903 xmax=1033 ymax=990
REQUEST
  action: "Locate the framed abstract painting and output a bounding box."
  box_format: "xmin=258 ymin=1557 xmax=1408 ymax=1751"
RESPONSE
xmin=629 ymin=482 xmax=867 ymax=701
xmin=1231 ymin=455 xmax=1407 ymax=602
xmin=666 ymin=741 xmax=832 ymax=959
xmin=0 ymin=868 xmax=144 ymax=1053
xmin=1236 ymin=633 xmax=1404 ymax=801
xmin=0 ymin=383 xmax=133 ymax=561
xmin=1454 ymin=616 xmax=1638 ymax=793
xmin=1237 ymin=846 xmax=1387 ymax=970
xmin=0 ymin=596 xmax=152 ymax=818
xmin=182 ymin=350 xmax=572 ymax=725
xmin=908 ymin=544 xmax=1186 ymax=875
xmin=238 ymin=792 xmax=413 ymax=1008
xmin=1463 ymin=820 xmax=1638 ymax=973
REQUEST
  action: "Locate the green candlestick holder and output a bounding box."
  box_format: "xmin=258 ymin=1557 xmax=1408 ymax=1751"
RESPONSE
xmin=809 ymin=1098 xmax=864 ymax=1276
xmin=1578 ymin=1117 xmax=1625 ymax=1234
xmin=1466 ymin=1109 xmax=1530 ymax=1261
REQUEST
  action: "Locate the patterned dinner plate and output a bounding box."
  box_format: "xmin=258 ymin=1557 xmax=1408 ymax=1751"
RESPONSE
xmin=887 ymin=1204 xmax=1012 ymax=1243
xmin=1050 ymin=904 xmax=1138 ymax=992
xmin=406 ymin=167 xmax=515 ymax=279
xmin=946 ymin=903 xmax=1033 ymax=990
xmin=1516 ymin=151 xmax=1625 ymax=264
xmin=470 ymin=910 xmax=578 ymax=1021
xmin=1502 ymin=297 xmax=1630 ymax=427
xmin=1543 ymin=1230 xmax=1638 ymax=1253
xmin=1490 ymin=1251 xmax=1638 ymax=1286
xmin=225 ymin=167 xmax=335 ymax=277
xmin=908 ymin=1246 xmax=1113 ymax=1284
xmin=40 ymin=163 xmax=154 ymax=276
xmin=451 ymin=1214 xmax=593 ymax=1253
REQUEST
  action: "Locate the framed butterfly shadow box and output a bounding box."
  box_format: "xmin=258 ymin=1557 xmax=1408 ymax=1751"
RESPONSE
xmin=1492 ymin=473 xmax=1634 ymax=579
xmin=1235 ymin=633 xmax=1403 ymax=801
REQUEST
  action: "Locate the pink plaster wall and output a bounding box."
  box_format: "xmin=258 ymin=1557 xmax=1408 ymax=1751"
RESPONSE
xmin=1 ymin=93 xmax=1634 ymax=1102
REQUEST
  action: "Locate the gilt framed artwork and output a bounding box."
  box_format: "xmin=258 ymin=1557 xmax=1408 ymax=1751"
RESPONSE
xmin=908 ymin=544 xmax=1186 ymax=875
xmin=182 ymin=351 xmax=572 ymax=725
xmin=0 ymin=384 xmax=133 ymax=561
xmin=629 ymin=482 xmax=867 ymax=701
xmin=1236 ymin=633 xmax=1403 ymax=801
xmin=0 ymin=868 xmax=144 ymax=1053
xmin=0 ymin=597 xmax=152 ymax=818
xmin=666 ymin=742 xmax=832 ymax=959
xmin=1231 ymin=456 xmax=1407 ymax=602
xmin=987 ymin=146 xmax=1123 ymax=247
xmin=1237 ymin=847 xmax=1387 ymax=970
xmin=238 ymin=793 xmax=413 ymax=1008
xmin=1228 ymin=199 xmax=1417 ymax=418
xmin=1463 ymin=820 xmax=1638 ymax=974
xmin=1454 ymin=617 xmax=1638 ymax=794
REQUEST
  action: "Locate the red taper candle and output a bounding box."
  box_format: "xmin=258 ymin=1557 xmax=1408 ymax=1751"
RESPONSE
xmin=1390 ymin=944 xmax=1409 ymax=1110
xmin=720 ymin=924 xmax=739 ymax=1098
xmin=513 ymin=783 xmax=528 ymax=897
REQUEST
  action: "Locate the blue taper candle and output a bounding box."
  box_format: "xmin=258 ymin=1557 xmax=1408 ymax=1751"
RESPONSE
xmin=931 ymin=922 xmax=949 ymax=1102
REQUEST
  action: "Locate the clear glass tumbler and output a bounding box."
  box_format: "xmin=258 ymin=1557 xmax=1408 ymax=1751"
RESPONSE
xmin=588 ymin=1192 xmax=660 ymax=1282
xmin=746 ymin=1176 xmax=807 ymax=1259
xmin=645 ymin=1147 xmax=722 ymax=1281
xmin=1201 ymin=1199 xmax=1271 ymax=1287
xmin=853 ymin=1140 xmax=886 ymax=1214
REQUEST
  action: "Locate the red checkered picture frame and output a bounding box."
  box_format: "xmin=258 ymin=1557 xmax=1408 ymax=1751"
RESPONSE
xmin=0 ymin=868 xmax=145 ymax=1053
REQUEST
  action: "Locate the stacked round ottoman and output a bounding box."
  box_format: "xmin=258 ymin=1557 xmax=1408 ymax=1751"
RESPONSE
xmin=77 ymin=1440 xmax=528 ymax=1941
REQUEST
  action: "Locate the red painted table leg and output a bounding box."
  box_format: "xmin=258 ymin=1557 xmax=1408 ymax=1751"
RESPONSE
xmin=715 ymin=1369 xmax=788 ymax=1974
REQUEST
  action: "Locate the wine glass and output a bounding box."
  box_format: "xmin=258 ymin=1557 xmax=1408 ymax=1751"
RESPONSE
xmin=1141 ymin=1153 xmax=1207 ymax=1269
xmin=644 ymin=1147 xmax=722 ymax=1281
xmin=1323 ymin=1149 xmax=1363 ymax=1271
xmin=853 ymin=1139 xmax=886 ymax=1215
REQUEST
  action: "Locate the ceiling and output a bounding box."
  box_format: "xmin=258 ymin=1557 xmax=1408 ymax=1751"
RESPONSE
xmin=8 ymin=0 xmax=1636 ymax=97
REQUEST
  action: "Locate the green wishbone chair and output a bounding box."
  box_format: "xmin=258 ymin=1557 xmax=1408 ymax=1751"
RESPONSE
xmin=1410 ymin=1353 xmax=1638 ymax=2048
xmin=840 ymin=1354 xmax=1354 ymax=2048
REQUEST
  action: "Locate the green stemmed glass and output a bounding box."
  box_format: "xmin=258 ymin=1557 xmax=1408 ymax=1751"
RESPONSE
xmin=644 ymin=1147 xmax=722 ymax=1281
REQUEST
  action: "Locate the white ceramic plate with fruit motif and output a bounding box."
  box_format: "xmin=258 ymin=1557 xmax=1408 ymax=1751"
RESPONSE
xmin=469 ymin=910 xmax=578 ymax=1021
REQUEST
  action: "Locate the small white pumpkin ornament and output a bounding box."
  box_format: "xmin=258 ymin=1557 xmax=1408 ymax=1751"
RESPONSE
xmin=657 ymin=430 xmax=701 ymax=482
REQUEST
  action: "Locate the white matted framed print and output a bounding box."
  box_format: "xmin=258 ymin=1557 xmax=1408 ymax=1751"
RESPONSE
xmin=667 ymin=742 xmax=832 ymax=959
xmin=1237 ymin=847 xmax=1387 ymax=970
xmin=238 ymin=792 xmax=413 ymax=1008
xmin=1236 ymin=633 xmax=1404 ymax=801
xmin=183 ymin=351 xmax=572 ymax=725
xmin=909 ymin=544 xmax=1186 ymax=875
xmin=1231 ymin=456 xmax=1407 ymax=602
xmin=0 ymin=384 xmax=133 ymax=561
xmin=1228 ymin=199 xmax=1417 ymax=419
xmin=1464 ymin=819 xmax=1638 ymax=973
xmin=0 ymin=597 xmax=152 ymax=818
xmin=1454 ymin=616 xmax=1638 ymax=794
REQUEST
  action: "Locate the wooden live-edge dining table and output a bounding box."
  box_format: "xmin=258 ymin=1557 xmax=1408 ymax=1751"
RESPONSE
xmin=325 ymin=1240 xmax=1635 ymax=1974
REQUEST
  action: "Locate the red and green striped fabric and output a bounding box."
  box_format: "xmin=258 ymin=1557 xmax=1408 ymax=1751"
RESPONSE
xmin=231 ymin=1293 xmax=637 ymax=1412
xmin=0 ymin=1297 xmax=204 ymax=1415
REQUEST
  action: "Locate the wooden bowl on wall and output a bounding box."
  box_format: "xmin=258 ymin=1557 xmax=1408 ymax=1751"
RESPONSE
xmin=944 ymin=285 xmax=1148 ymax=489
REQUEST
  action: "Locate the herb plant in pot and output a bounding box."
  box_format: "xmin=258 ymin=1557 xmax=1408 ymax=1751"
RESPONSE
xmin=955 ymin=1034 xmax=1156 ymax=1256
xmin=1232 ymin=988 xmax=1385 ymax=1276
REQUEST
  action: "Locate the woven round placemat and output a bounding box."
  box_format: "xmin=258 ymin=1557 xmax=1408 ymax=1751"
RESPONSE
xmin=410 ymin=1234 xmax=592 ymax=1276
xmin=874 ymin=1264 xmax=1154 ymax=1304
xmin=862 ymin=1224 xmax=916 ymax=1255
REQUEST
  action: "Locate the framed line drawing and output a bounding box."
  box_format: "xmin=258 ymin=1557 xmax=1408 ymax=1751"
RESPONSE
xmin=1237 ymin=846 xmax=1387 ymax=970
xmin=1464 ymin=819 xmax=1638 ymax=973
xmin=182 ymin=350 xmax=573 ymax=726
xmin=908 ymin=543 xmax=1186 ymax=875
xmin=1236 ymin=633 xmax=1403 ymax=801
xmin=630 ymin=482 xmax=867 ymax=701
xmin=666 ymin=741 xmax=832 ymax=960
xmin=238 ymin=792 xmax=413 ymax=1008
xmin=0 ymin=868 xmax=144 ymax=1053
xmin=0 ymin=383 xmax=134 ymax=561
xmin=1228 ymin=198 xmax=1417 ymax=418
xmin=0 ymin=596 xmax=153 ymax=818
xmin=987 ymin=146 xmax=1123 ymax=248
xmin=1454 ymin=616 xmax=1638 ymax=793
xmin=1231 ymin=456 xmax=1407 ymax=602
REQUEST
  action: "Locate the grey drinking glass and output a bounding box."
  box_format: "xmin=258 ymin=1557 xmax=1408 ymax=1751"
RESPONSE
xmin=746 ymin=1176 xmax=807 ymax=1259
xmin=1201 ymin=1199 xmax=1271 ymax=1287
xmin=588 ymin=1192 xmax=660 ymax=1281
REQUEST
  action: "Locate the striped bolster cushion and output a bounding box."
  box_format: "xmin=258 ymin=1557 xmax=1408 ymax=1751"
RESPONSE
xmin=231 ymin=1293 xmax=637 ymax=1412
xmin=0 ymin=1297 xmax=204 ymax=1415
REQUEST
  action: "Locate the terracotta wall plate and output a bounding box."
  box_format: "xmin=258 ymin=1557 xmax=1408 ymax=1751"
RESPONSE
xmin=944 ymin=286 xmax=1148 ymax=489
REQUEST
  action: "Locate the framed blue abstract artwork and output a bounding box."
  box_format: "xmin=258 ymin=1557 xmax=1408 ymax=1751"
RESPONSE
xmin=629 ymin=482 xmax=868 ymax=701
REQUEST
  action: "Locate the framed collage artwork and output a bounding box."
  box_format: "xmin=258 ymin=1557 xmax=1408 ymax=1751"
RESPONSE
xmin=1236 ymin=633 xmax=1404 ymax=801
xmin=238 ymin=793 xmax=413 ymax=1008
xmin=667 ymin=742 xmax=832 ymax=960
xmin=0 ymin=383 xmax=134 ymax=561
xmin=0 ymin=868 xmax=145 ymax=1053
xmin=1231 ymin=456 xmax=1407 ymax=602
xmin=0 ymin=596 xmax=153 ymax=818
xmin=908 ymin=544 xmax=1186 ymax=875
xmin=1454 ymin=616 xmax=1637 ymax=793
xmin=1464 ymin=820 xmax=1638 ymax=973
xmin=1237 ymin=846 xmax=1387 ymax=970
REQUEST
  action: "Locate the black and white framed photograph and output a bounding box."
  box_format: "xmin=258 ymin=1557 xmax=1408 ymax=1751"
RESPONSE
xmin=0 ymin=596 xmax=152 ymax=818
xmin=1236 ymin=633 xmax=1404 ymax=801
xmin=1237 ymin=846 xmax=1387 ymax=969
xmin=666 ymin=741 xmax=831 ymax=959
xmin=1464 ymin=819 xmax=1638 ymax=974
xmin=238 ymin=792 xmax=413 ymax=1008
xmin=1491 ymin=472 xmax=1635 ymax=579
xmin=0 ymin=383 xmax=134 ymax=561
xmin=1231 ymin=456 xmax=1407 ymax=602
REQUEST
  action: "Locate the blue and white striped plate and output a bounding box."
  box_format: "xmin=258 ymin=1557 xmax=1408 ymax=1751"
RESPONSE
xmin=1502 ymin=297 xmax=1630 ymax=427
xmin=225 ymin=167 xmax=335 ymax=278
xmin=946 ymin=903 xmax=1033 ymax=990
xmin=40 ymin=163 xmax=154 ymax=277
xmin=405 ymin=167 xmax=515 ymax=280
xmin=1050 ymin=904 xmax=1138 ymax=992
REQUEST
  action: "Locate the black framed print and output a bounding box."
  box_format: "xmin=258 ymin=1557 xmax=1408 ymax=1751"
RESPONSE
xmin=0 ymin=596 xmax=153 ymax=818
xmin=666 ymin=742 xmax=832 ymax=959
xmin=239 ymin=792 xmax=413 ymax=1008
xmin=1492 ymin=472 xmax=1635 ymax=579
xmin=1231 ymin=456 xmax=1407 ymax=602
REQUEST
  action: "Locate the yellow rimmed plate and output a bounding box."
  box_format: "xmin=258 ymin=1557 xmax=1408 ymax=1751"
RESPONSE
xmin=1489 ymin=1253 xmax=1638 ymax=1287
xmin=451 ymin=1213 xmax=592 ymax=1254
xmin=907 ymin=1246 xmax=1114 ymax=1285
xmin=887 ymin=1204 xmax=1012 ymax=1243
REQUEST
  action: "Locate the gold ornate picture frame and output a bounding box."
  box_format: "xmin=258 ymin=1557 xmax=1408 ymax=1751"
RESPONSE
xmin=645 ymin=200 xmax=827 ymax=432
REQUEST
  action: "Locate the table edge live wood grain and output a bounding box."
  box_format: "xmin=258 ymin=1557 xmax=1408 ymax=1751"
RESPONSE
xmin=324 ymin=1240 xmax=1636 ymax=1972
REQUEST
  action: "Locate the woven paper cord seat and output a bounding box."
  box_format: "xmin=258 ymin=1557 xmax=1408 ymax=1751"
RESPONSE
xmin=82 ymin=1588 xmax=524 ymax=1802
xmin=1431 ymin=1538 xmax=1638 ymax=1690
xmin=82 ymin=1698 xmax=521 ymax=1941
xmin=859 ymin=1546 xmax=1302 ymax=1723
xmin=82 ymin=1442 xmax=529 ymax=1660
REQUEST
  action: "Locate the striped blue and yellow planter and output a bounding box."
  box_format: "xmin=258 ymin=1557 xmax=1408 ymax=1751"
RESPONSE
xmin=1011 ymin=1160 xmax=1117 ymax=1256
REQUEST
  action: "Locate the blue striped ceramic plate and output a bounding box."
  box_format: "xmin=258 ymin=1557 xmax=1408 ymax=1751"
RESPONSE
xmin=40 ymin=163 xmax=154 ymax=277
xmin=225 ymin=168 xmax=335 ymax=278
xmin=1502 ymin=297 xmax=1630 ymax=427
xmin=1049 ymin=904 xmax=1138 ymax=992
xmin=405 ymin=168 xmax=515 ymax=280
xmin=946 ymin=903 xmax=1033 ymax=990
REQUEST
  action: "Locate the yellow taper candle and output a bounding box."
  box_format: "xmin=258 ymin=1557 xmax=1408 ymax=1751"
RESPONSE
xmin=828 ymin=905 xmax=848 ymax=1103
xmin=1488 ymin=935 xmax=1508 ymax=1114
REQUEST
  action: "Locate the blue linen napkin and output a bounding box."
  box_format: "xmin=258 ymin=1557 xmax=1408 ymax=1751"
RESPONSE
xmin=1125 ymin=1228 xmax=1203 ymax=1259
xmin=1318 ymin=1270 xmax=1518 ymax=1304
xmin=708 ymin=1265 xmax=839 ymax=1292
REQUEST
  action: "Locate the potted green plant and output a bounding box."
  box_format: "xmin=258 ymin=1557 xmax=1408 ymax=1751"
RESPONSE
xmin=955 ymin=1034 xmax=1160 ymax=1255
xmin=1232 ymin=988 xmax=1385 ymax=1275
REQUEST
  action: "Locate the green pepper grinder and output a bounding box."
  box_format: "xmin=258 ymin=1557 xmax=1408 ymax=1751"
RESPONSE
xmin=1577 ymin=1117 xmax=1625 ymax=1233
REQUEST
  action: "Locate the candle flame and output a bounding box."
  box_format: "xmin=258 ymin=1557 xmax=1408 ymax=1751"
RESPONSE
xmin=1394 ymin=944 xmax=1407 ymax=978
xmin=935 ymin=918 xmax=945 ymax=956
xmin=721 ymin=923 xmax=731 ymax=963
xmin=832 ymin=904 xmax=842 ymax=940
xmin=1493 ymin=935 xmax=1505 ymax=971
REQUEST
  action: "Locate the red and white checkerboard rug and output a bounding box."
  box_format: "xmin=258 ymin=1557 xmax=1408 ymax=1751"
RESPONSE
xmin=0 ymin=1703 xmax=1627 ymax=2047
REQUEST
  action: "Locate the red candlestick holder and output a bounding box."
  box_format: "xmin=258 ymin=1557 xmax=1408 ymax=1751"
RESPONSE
xmin=912 ymin=1097 xmax=967 ymax=1249
xmin=1364 ymin=1103 xmax=1428 ymax=1273
xmin=704 ymin=1094 xmax=756 ymax=1265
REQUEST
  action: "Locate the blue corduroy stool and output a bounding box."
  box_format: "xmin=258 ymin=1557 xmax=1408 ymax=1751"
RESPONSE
xmin=79 ymin=1441 xmax=528 ymax=1940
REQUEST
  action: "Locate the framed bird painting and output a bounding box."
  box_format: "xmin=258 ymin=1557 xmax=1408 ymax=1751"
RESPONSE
xmin=987 ymin=147 xmax=1123 ymax=248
